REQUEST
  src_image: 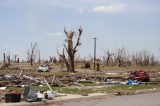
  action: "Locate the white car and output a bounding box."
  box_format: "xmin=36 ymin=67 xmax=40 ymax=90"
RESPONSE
xmin=37 ymin=65 xmax=49 ymax=72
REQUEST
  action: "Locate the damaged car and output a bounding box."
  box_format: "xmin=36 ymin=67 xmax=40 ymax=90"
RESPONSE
xmin=37 ymin=65 xmax=49 ymax=72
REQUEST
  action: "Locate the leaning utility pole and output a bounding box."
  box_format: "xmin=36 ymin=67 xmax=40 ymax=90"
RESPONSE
xmin=93 ymin=38 xmax=97 ymax=70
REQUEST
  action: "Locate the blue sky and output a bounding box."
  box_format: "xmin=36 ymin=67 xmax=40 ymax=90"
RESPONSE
xmin=0 ymin=0 xmax=160 ymax=60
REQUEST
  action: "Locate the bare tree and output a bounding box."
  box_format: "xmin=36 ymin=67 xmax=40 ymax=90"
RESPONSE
xmin=53 ymin=56 xmax=57 ymax=63
xmin=57 ymin=53 xmax=64 ymax=71
xmin=27 ymin=42 xmax=38 ymax=66
xmin=6 ymin=54 xmax=11 ymax=65
xmin=58 ymin=49 xmax=70 ymax=71
xmin=49 ymin=56 xmax=54 ymax=63
xmin=142 ymin=50 xmax=150 ymax=66
xmin=13 ymin=54 xmax=18 ymax=62
xmin=150 ymin=54 xmax=156 ymax=66
xmin=49 ymin=56 xmax=57 ymax=63
xmin=131 ymin=50 xmax=157 ymax=66
xmin=58 ymin=27 xmax=83 ymax=72
xmin=1 ymin=53 xmax=10 ymax=69
xmin=104 ymin=49 xmax=114 ymax=66
xmin=131 ymin=52 xmax=138 ymax=66
xmin=101 ymin=48 xmax=159 ymax=67
xmin=114 ymin=48 xmax=128 ymax=67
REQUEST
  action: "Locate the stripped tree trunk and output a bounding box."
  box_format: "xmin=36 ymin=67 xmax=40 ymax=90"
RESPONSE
xmin=57 ymin=27 xmax=83 ymax=72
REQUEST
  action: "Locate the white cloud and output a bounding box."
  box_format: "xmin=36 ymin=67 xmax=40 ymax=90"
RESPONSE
xmin=46 ymin=32 xmax=63 ymax=36
xmin=92 ymin=4 xmax=127 ymax=14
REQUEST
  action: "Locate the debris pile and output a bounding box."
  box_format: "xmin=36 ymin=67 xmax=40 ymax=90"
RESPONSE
xmin=130 ymin=70 xmax=149 ymax=82
xmin=23 ymin=86 xmax=56 ymax=102
xmin=0 ymin=69 xmax=154 ymax=104
xmin=0 ymin=71 xmax=57 ymax=103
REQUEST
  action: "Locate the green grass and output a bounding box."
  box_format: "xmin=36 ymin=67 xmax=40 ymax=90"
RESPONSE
xmin=5 ymin=83 xmax=160 ymax=96
xmin=98 ymin=83 xmax=160 ymax=94
xmin=32 ymin=83 xmax=160 ymax=95
xmin=32 ymin=86 xmax=80 ymax=94
xmin=31 ymin=86 xmax=95 ymax=95
xmin=101 ymin=66 xmax=160 ymax=72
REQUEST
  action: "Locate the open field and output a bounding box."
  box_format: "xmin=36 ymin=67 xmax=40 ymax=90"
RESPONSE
xmin=1 ymin=62 xmax=160 ymax=104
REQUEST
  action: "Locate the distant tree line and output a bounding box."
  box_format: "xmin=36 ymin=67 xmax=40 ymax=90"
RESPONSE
xmin=102 ymin=48 xmax=159 ymax=67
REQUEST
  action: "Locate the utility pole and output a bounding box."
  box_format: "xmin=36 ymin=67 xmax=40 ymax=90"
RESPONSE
xmin=3 ymin=53 xmax=6 ymax=65
xmin=93 ymin=38 xmax=97 ymax=70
